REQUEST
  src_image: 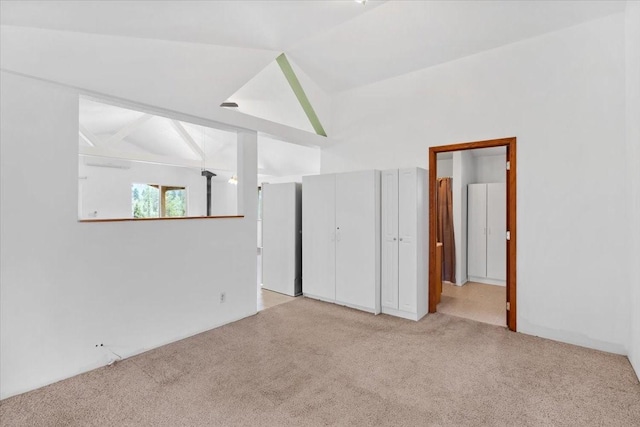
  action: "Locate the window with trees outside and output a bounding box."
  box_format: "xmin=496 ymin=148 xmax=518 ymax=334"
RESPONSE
xmin=132 ymin=184 xmax=187 ymax=218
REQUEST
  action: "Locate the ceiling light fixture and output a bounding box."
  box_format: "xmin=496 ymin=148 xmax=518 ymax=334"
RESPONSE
xmin=228 ymin=175 xmax=238 ymax=185
xmin=220 ymin=102 xmax=239 ymax=108
xmin=354 ymin=0 xmax=367 ymax=4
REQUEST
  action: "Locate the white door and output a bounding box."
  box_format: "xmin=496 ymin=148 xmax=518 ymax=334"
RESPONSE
xmin=335 ymin=171 xmax=377 ymax=310
xmin=302 ymin=174 xmax=336 ymax=301
xmin=467 ymin=184 xmax=487 ymax=278
xmin=486 ymin=183 xmax=506 ymax=281
xmin=262 ymin=183 xmax=296 ymax=296
xmin=398 ymin=169 xmax=417 ymax=313
xmin=381 ymin=170 xmax=399 ymax=309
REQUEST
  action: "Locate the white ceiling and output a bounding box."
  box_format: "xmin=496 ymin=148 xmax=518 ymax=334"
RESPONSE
xmin=230 ymin=60 xmax=316 ymax=133
xmin=1 ymin=0 xmax=624 ymax=95
xmin=287 ymin=0 xmax=625 ymax=92
xmin=0 ymin=0 xmax=385 ymax=52
xmin=79 ymin=98 xmax=320 ymax=179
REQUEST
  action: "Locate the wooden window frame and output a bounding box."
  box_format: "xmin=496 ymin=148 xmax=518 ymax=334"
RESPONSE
xmin=428 ymin=137 xmax=517 ymax=331
xmin=159 ymin=185 xmax=187 ymax=218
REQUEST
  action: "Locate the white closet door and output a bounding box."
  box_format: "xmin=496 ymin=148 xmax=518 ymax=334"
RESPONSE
xmin=486 ymin=183 xmax=506 ymax=281
xmin=302 ymin=174 xmax=336 ymax=301
xmin=398 ymin=168 xmax=417 ymax=313
xmin=381 ymin=169 xmax=399 ymax=309
xmin=467 ymin=184 xmax=487 ymax=278
xmin=335 ymin=171 xmax=377 ymax=310
xmin=262 ymin=183 xmax=297 ymax=296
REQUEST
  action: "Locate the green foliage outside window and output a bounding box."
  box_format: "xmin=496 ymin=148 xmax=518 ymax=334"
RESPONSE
xmin=132 ymin=184 xmax=186 ymax=218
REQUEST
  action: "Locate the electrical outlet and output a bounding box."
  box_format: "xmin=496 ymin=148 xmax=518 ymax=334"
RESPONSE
xmin=220 ymin=292 xmax=226 ymax=303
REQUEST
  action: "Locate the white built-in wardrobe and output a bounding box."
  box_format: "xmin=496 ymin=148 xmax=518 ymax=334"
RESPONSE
xmin=302 ymin=170 xmax=381 ymax=313
xmin=381 ymin=168 xmax=429 ymax=321
xmin=467 ymin=183 xmax=506 ymax=285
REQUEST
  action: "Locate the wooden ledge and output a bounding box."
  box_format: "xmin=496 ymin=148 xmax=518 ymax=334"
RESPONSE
xmin=79 ymin=215 xmax=244 ymax=223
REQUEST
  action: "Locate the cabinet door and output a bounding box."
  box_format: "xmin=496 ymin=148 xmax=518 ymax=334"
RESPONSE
xmin=335 ymin=170 xmax=378 ymax=310
xmin=467 ymin=184 xmax=487 ymax=278
xmin=262 ymin=183 xmax=297 ymax=296
xmin=302 ymin=174 xmax=336 ymax=300
xmin=486 ymin=183 xmax=506 ymax=281
xmin=381 ymin=170 xmax=399 ymax=309
xmin=398 ymin=169 xmax=417 ymax=313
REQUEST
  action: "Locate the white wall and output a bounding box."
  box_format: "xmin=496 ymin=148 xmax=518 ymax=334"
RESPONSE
xmin=322 ymin=14 xmax=630 ymax=354
xmin=452 ymin=151 xmax=476 ymax=285
xmin=79 ymin=160 xmax=238 ymax=219
xmin=259 ymin=174 xmax=306 ymax=185
xmin=473 ymin=155 xmax=506 ymax=184
xmin=437 ymin=158 xmax=453 ymax=177
xmin=625 ymin=1 xmax=640 ymax=379
xmin=0 ymin=72 xmax=258 ymax=399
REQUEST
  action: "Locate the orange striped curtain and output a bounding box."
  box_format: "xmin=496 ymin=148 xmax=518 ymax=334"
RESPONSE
xmin=437 ymin=178 xmax=456 ymax=283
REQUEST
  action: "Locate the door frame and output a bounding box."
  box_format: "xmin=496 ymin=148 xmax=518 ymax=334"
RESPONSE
xmin=428 ymin=137 xmax=517 ymax=331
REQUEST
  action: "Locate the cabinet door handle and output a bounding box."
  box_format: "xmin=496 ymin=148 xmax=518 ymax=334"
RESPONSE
xmin=393 ymin=237 xmax=397 ymax=241
xmin=399 ymin=237 xmax=403 ymax=242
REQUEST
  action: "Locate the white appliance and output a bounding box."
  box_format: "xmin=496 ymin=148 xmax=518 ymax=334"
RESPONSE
xmin=261 ymin=182 xmax=302 ymax=296
xmin=380 ymin=168 xmax=429 ymax=321
xmin=302 ymin=170 xmax=381 ymax=314
xmin=467 ymin=183 xmax=506 ymax=285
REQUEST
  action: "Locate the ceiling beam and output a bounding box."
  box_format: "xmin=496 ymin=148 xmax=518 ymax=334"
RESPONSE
xmin=103 ymin=113 xmax=153 ymax=145
xmin=276 ymin=53 xmax=327 ymax=137
xmin=78 ymin=124 xmax=102 ymax=147
xmin=78 ymin=146 xmax=232 ymax=172
xmin=79 ymin=131 xmax=95 ymax=147
xmin=169 ymin=120 xmax=205 ymax=160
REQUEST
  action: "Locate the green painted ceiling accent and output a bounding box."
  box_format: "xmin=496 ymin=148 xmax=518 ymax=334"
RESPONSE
xmin=276 ymin=53 xmax=327 ymax=137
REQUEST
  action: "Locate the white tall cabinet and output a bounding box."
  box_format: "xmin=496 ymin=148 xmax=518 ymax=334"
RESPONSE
xmin=381 ymin=168 xmax=428 ymax=321
xmin=467 ymin=183 xmax=506 ymax=285
xmin=261 ymin=182 xmax=302 ymax=296
xmin=302 ymin=170 xmax=381 ymax=314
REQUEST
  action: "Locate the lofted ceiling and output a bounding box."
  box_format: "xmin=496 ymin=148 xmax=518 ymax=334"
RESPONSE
xmin=287 ymin=0 xmax=626 ymax=92
xmin=79 ymin=98 xmax=320 ymax=180
xmin=0 ymin=0 xmax=385 ymax=52
xmin=1 ymin=1 xmax=624 ymax=96
xmin=1 ymin=0 xmax=626 ymax=142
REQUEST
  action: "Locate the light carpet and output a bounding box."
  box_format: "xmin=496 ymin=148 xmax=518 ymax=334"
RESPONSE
xmin=1 ymin=298 xmax=639 ymax=426
xmin=438 ymin=281 xmax=506 ymax=326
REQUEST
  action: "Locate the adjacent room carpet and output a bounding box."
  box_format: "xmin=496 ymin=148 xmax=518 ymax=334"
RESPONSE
xmin=438 ymin=281 xmax=506 ymax=326
xmin=1 ymin=298 xmax=639 ymax=426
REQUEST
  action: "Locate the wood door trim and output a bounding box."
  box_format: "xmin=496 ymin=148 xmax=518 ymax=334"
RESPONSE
xmin=428 ymin=137 xmax=517 ymax=331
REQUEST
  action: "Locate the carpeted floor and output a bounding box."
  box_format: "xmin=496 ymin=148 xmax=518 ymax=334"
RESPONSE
xmin=1 ymin=298 xmax=639 ymax=426
xmin=438 ymin=281 xmax=506 ymax=326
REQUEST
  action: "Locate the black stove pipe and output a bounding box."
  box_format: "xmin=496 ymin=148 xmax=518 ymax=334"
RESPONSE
xmin=201 ymin=170 xmax=216 ymax=216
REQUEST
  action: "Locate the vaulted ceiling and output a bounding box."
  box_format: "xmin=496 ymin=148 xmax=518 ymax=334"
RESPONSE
xmin=1 ymin=0 xmax=625 ymax=94
xmin=1 ymin=1 xmax=626 ymax=142
xmin=78 ymin=98 xmax=320 ymax=181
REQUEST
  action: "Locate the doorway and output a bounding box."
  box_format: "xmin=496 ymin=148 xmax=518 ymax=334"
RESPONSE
xmin=429 ymin=137 xmax=517 ymax=331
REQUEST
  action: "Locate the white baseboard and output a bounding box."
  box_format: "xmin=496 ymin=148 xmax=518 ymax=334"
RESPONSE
xmin=303 ymin=294 xmax=378 ymax=314
xmin=467 ymin=276 xmax=506 ymax=287
xmin=381 ymin=306 xmax=426 ymax=321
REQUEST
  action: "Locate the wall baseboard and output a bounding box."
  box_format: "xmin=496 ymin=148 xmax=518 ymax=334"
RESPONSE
xmin=467 ymin=276 xmax=506 ymax=287
xmin=0 ymin=310 xmax=257 ymax=401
